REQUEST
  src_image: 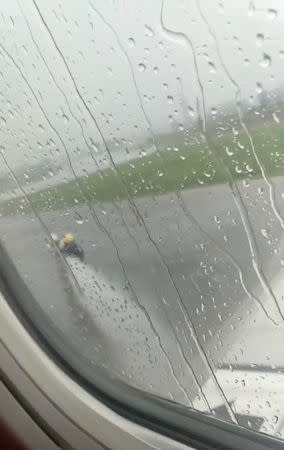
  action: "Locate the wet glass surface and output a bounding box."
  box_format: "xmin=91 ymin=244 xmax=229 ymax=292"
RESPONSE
xmin=1 ymin=0 xmax=284 ymax=438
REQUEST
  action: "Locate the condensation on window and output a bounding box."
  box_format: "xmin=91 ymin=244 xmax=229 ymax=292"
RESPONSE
xmin=0 ymin=0 xmax=284 ymax=438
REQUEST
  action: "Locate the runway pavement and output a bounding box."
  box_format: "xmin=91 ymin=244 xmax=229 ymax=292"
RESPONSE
xmin=1 ymin=176 xmax=284 ymax=432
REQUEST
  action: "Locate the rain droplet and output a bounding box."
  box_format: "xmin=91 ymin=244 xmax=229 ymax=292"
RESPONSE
xmin=187 ymin=106 xmax=195 ymax=117
xmin=218 ymin=2 xmax=224 ymax=14
xmin=256 ymin=33 xmax=264 ymax=47
xmin=74 ymin=211 xmax=84 ymax=225
xmin=248 ymin=1 xmax=255 ymax=16
xmin=259 ymin=53 xmax=271 ymax=68
xmin=153 ymin=66 xmax=159 ymax=74
xmin=237 ymin=141 xmax=245 ymax=150
xmin=128 ymin=37 xmax=135 ymax=48
xmin=208 ymin=61 xmax=216 ymax=73
xmin=167 ymin=95 xmax=173 ymax=104
xmin=261 ymin=228 xmax=269 ymax=239
xmin=273 ymin=112 xmax=280 ymax=124
xmin=144 ymin=25 xmax=154 ymax=37
xmin=138 ymin=63 xmax=146 ymax=72
xmin=211 ymin=107 xmax=217 ymax=115
xmin=256 ymin=82 xmax=263 ymax=93
xmin=267 ymin=8 xmax=277 ymax=20
xmin=22 ymin=45 xmax=29 ymax=56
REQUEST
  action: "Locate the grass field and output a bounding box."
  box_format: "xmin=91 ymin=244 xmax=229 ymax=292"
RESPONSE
xmin=1 ymin=121 xmax=284 ymax=216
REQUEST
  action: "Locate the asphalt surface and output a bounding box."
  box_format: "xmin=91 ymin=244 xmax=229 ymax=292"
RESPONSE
xmin=1 ymin=176 xmax=284 ymax=433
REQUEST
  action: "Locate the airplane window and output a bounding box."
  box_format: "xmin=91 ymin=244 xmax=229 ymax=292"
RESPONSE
xmin=1 ymin=0 xmax=284 ymax=442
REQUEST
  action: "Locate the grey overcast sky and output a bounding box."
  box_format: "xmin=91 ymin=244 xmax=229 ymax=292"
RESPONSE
xmin=0 ymin=0 xmax=283 ymax=185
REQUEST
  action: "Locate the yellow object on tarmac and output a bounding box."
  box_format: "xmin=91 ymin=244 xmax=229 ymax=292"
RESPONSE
xmin=63 ymin=233 xmax=75 ymax=244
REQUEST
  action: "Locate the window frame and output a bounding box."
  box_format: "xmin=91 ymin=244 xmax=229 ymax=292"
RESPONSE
xmin=0 ymin=243 xmax=282 ymax=450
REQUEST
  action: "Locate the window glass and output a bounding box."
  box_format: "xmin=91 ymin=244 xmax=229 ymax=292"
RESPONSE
xmin=1 ymin=0 xmax=284 ymax=439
